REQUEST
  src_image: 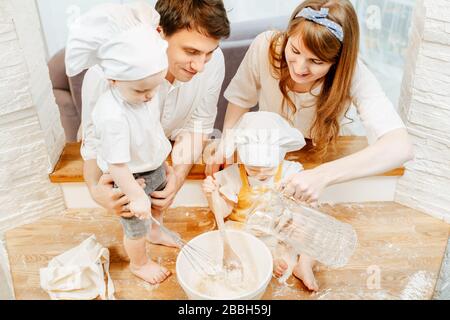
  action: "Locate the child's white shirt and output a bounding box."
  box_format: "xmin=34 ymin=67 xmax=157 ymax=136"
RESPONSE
xmin=92 ymin=88 xmax=172 ymax=173
xmin=80 ymin=48 xmax=225 ymax=162
xmin=213 ymin=160 xmax=303 ymax=203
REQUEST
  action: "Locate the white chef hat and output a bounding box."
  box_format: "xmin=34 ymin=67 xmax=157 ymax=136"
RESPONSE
xmin=65 ymin=1 xmax=168 ymax=81
xmin=222 ymin=111 xmax=306 ymax=167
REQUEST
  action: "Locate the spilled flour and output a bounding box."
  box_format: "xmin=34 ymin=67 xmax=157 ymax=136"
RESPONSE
xmin=312 ymin=288 xmax=396 ymax=300
xmin=270 ymin=280 xmax=303 ymax=299
xmin=400 ymin=271 xmax=434 ymax=300
xmin=138 ymin=281 xmax=159 ymax=291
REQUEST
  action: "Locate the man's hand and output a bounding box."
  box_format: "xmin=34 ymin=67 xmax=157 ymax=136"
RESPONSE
xmin=203 ymin=139 xmax=225 ymax=177
xmin=150 ymin=165 xmax=181 ymax=212
xmin=202 ymin=176 xmax=219 ymax=194
xmin=88 ymin=173 xmax=146 ymax=217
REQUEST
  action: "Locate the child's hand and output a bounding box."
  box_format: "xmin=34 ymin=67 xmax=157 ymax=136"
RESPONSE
xmin=129 ymin=195 xmax=151 ymax=220
xmin=202 ymin=176 xmax=219 ymax=194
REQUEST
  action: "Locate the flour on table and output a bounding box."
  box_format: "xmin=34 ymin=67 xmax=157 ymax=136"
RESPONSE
xmin=400 ymin=271 xmax=434 ymax=300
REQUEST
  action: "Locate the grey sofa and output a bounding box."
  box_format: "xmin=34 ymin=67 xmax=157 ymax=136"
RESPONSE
xmin=214 ymin=16 xmax=288 ymax=130
xmin=48 ymin=49 xmax=86 ymax=142
xmin=49 ymin=16 xmax=288 ymax=140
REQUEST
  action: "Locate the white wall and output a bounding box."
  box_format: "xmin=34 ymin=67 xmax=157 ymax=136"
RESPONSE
xmin=36 ymin=0 xmax=299 ymax=58
xmin=36 ymin=0 xmax=125 ymax=59
xmin=395 ymin=0 xmax=450 ymax=223
xmin=0 ymin=0 xmax=66 ymax=233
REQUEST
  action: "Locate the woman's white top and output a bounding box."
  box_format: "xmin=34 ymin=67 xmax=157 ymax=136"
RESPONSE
xmin=224 ymin=31 xmax=406 ymax=144
xmin=80 ymin=48 xmax=225 ymax=161
xmin=92 ymin=87 xmax=171 ymax=173
xmin=213 ymin=160 xmax=303 ymax=203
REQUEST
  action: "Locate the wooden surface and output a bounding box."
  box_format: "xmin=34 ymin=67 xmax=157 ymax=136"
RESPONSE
xmin=5 ymin=203 xmax=448 ymax=300
xmin=285 ymin=137 xmax=405 ymax=176
xmin=49 ymin=137 xmax=404 ymax=183
xmin=50 ymin=143 xmax=85 ymax=182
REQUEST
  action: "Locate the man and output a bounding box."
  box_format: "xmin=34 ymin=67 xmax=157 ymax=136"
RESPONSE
xmin=81 ymin=0 xmax=230 ymax=246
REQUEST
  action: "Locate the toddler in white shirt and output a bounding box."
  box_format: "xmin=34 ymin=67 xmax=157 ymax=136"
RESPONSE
xmin=66 ymin=2 xmax=173 ymax=285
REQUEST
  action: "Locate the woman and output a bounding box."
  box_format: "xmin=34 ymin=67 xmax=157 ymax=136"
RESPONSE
xmin=211 ymin=0 xmax=414 ymax=291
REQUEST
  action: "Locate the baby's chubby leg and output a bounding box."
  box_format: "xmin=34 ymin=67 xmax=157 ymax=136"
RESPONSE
xmin=146 ymin=209 xmax=181 ymax=248
xmin=293 ymin=254 xmax=319 ymax=292
xmin=273 ymin=259 xmax=289 ymax=278
xmin=273 ymin=253 xmax=319 ymax=291
xmin=124 ymin=236 xmax=171 ymax=285
xmin=120 ymin=215 xmax=171 ymax=284
xmin=272 ymin=242 xmax=296 ymax=280
xmin=143 ymin=168 xmax=181 ymax=248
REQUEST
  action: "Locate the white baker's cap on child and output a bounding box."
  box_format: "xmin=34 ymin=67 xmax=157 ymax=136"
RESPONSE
xmin=223 ymin=111 xmax=306 ymax=167
xmin=65 ymin=1 xmax=168 ymax=81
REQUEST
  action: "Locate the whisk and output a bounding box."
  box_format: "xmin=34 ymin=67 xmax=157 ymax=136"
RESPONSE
xmin=149 ymin=216 xmax=220 ymax=277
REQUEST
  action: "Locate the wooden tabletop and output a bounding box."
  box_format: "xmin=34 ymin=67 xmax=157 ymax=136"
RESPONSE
xmin=49 ymin=137 xmax=404 ymax=183
xmin=5 ymin=203 xmax=448 ymax=300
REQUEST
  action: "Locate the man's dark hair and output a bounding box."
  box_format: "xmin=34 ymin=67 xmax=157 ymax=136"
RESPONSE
xmin=155 ymin=0 xmax=230 ymax=39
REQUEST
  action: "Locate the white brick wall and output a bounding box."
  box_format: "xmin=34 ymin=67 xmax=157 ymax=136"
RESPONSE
xmin=396 ymin=0 xmax=450 ymax=223
xmin=0 ymin=0 xmax=65 ymax=233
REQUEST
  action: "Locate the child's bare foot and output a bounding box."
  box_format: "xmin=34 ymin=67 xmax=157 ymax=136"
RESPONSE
xmin=292 ymin=255 xmax=319 ymax=292
xmin=130 ymin=260 xmax=171 ymax=285
xmin=273 ymin=258 xmax=289 ymax=278
xmin=147 ymin=225 xmax=181 ymax=248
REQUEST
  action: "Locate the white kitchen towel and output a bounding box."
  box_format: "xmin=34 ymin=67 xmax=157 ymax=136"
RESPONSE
xmin=40 ymin=235 xmax=115 ymax=300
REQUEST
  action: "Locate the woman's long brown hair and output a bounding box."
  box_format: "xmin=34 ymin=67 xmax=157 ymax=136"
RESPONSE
xmin=269 ymin=0 xmax=359 ymax=158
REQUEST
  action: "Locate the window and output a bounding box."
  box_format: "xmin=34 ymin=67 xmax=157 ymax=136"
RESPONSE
xmin=351 ymin=0 xmax=416 ymax=108
xmin=223 ymin=0 xmax=300 ymax=23
xmin=222 ymin=0 xmax=415 ymax=109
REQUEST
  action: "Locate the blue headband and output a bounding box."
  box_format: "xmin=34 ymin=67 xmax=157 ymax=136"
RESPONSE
xmin=295 ymin=7 xmax=344 ymax=42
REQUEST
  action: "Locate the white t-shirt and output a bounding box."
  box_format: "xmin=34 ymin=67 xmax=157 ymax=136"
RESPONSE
xmin=92 ymin=88 xmax=171 ymax=174
xmin=81 ymin=48 xmax=225 ymax=161
xmin=213 ymin=160 xmax=303 ymax=203
xmin=224 ymin=31 xmax=406 ymax=144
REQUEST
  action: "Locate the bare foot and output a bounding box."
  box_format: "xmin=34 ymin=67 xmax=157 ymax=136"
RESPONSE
xmin=273 ymin=258 xmax=288 ymax=278
xmin=146 ymin=225 xmax=181 ymax=248
xmin=292 ymin=255 xmax=319 ymax=292
xmin=130 ymin=260 xmax=171 ymax=285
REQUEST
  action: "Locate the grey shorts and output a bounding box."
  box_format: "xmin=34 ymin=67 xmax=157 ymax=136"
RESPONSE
xmin=118 ymin=165 xmax=167 ymax=240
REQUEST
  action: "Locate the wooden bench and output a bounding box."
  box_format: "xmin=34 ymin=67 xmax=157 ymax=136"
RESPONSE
xmin=49 ymin=137 xmax=404 ymax=183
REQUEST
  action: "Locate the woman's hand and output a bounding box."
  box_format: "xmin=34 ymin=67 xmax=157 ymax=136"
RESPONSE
xmin=202 ymin=176 xmax=219 ymax=194
xmin=280 ymin=168 xmax=331 ymax=205
xmin=88 ymin=173 xmax=146 ymax=217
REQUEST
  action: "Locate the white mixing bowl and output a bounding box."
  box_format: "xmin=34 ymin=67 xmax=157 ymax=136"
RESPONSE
xmin=176 ymin=230 xmax=273 ymax=300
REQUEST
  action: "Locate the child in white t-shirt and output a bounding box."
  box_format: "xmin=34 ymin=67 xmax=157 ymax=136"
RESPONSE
xmin=203 ymin=111 xmax=320 ymax=291
xmin=66 ymin=2 xmax=173 ymax=285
